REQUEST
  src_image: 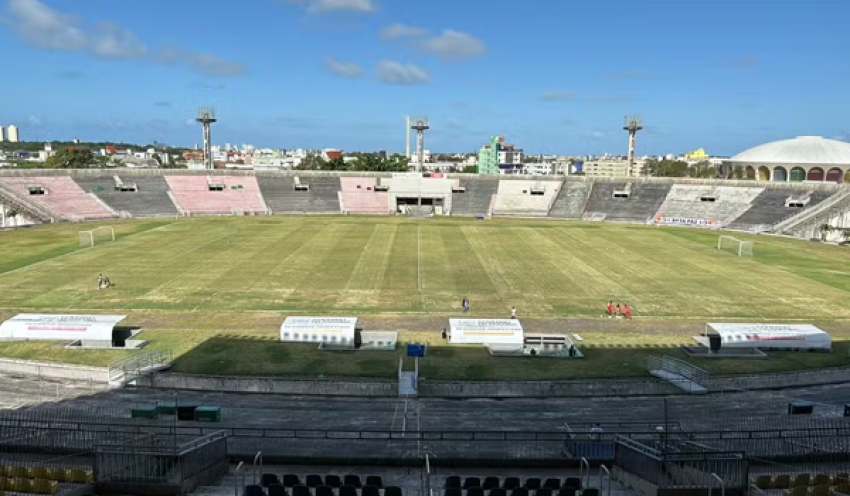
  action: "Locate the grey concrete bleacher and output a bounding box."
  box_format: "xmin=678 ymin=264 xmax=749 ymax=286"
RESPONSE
xmin=582 ymin=182 xmax=671 ymax=223
xmin=73 ymin=176 xmax=178 ymax=217
xmin=728 ymin=189 xmax=836 ymax=230
xmin=257 ymin=176 xmax=341 ymax=214
xmin=451 ymin=179 xmax=498 ymax=216
xmin=548 ymin=181 xmax=592 ymax=219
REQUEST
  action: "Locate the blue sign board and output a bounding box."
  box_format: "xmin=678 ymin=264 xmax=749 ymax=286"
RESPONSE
xmin=407 ymin=344 xmax=426 ymax=357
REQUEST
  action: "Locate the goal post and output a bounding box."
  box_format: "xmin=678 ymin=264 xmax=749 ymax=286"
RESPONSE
xmin=79 ymin=226 xmax=115 ymax=247
xmin=717 ymin=235 xmax=753 ymax=257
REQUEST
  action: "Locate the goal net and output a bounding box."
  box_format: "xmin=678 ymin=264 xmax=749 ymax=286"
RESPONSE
xmin=717 ymin=235 xmax=753 ymax=257
xmin=79 ymin=226 xmax=115 ymax=247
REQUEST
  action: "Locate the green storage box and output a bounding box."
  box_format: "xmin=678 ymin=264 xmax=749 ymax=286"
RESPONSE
xmin=194 ymin=406 xmax=221 ymax=422
xmin=155 ymin=402 xmax=177 ymax=415
xmin=131 ymin=406 xmax=158 ymax=419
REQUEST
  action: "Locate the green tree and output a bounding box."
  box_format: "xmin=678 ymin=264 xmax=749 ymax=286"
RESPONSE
xmin=297 ymin=154 xmax=326 ymax=170
xmin=324 ymin=156 xmax=348 ymax=171
xmin=644 ymin=159 xmax=689 ymax=177
xmin=461 ymin=165 xmax=477 ymax=174
xmin=819 ymin=224 xmax=833 ymax=242
xmin=731 ymin=165 xmax=745 ymax=180
xmin=45 ymin=148 xmax=95 ymax=168
xmin=687 ymin=161 xmax=717 ymax=179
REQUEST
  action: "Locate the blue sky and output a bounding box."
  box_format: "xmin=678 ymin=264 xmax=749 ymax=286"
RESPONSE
xmin=0 ymin=0 xmax=848 ymax=155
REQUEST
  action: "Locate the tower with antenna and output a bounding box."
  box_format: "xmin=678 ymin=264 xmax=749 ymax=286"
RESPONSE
xmin=196 ymin=107 xmax=217 ymax=170
xmin=410 ymin=116 xmax=429 ymax=172
xmin=623 ymin=115 xmax=643 ymax=177
xmin=405 ymin=116 xmax=411 ymax=159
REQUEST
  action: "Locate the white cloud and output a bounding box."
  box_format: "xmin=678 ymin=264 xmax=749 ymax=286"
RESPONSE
xmin=285 ymin=0 xmax=375 ymax=13
xmin=326 ymin=58 xmax=363 ymax=78
xmin=540 ymin=90 xmax=575 ymax=102
xmin=418 ymin=30 xmax=485 ymax=61
xmin=27 ymin=115 xmax=42 ymax=126
xmin=376 ymin=60 xmax=429 ymax=85
xmin=5 ymin=0 xmax=245 ymax=76
xmin=381 ymin=23 xmax=427 ymax=39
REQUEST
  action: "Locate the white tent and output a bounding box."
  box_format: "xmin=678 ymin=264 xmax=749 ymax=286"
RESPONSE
xmin=0 ymin=314 xmax=126 ymax=342
xmin=280 ymin=317 xmax=357 ymax=348
xmin=696 ymin=323 xmax=831 ymax=351
xmin=448 ymin=319 xmax=524 ymax=346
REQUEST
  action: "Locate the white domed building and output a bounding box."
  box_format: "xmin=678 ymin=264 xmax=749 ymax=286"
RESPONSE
xmin=725 ymin=136 xmax=850 ymax=183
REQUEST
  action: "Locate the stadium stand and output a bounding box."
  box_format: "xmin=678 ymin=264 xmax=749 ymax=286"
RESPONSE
xmin=547 ymin=181 xmax=592 ymax=219
xmin=0 ymin=176 xmax=115 ymax=221
xmin=727 ymin=188 xmax=836 ymax=231
xmin=165 ymin=175 xmax=267 ymax=215
xmin=653 ymin=184 xmax=765 ymax=225
xmin=257 ymin=176 xmax=341 ymax=214
xmin=339 ymin=177 xmax=390 ymax=214
xmin=492 ymin=179 xmax=562 ymax=217
xmin=451 ymin=178 xmax=499 ymax=216
xmin=72 ymin=175 xmax=179 ymax=217
xmin=582 ymin=182 xmax=672 ymax=223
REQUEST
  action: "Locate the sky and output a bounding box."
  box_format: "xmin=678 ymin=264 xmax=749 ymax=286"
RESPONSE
xmin=1 ymin=0 xmax=849 ymax=155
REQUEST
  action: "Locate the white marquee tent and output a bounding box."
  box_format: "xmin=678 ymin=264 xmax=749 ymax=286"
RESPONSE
xmin=696 ymin=323 xmax=831 ymax=351
xmin=0 ymin=314 xmax=126 ymax=342
xmin=448 ymin=319 xmax=524 ymax=346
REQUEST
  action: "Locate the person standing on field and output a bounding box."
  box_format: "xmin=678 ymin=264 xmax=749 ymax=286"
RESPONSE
xmin=510 ymin=306 xmax=517 ymax=319
xmin=606 ymin=301 xmax=613 ymax=318
xmin=624 ymin=304 xmax=632 ymax=319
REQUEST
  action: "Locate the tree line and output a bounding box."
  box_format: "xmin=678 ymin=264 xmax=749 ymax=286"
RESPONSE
xmin=296 ymin=153 xmax=412 ymax=172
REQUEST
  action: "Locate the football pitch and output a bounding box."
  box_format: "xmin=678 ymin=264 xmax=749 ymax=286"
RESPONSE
xmin=1 ymin=215 xmax=849 ymax=379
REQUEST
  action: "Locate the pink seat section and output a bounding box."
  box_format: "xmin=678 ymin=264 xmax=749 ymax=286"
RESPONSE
xmin=340 ymin=177 xmax=389 ymax=214
xmin=165 ymin=175 xmax=265 ymax=214
xmin=0 ymin=176 xmax=113 ymax=220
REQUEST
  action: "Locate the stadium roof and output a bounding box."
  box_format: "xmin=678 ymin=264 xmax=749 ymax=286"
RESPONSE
xmin=729 ymin=136 xmax=850 ymax=165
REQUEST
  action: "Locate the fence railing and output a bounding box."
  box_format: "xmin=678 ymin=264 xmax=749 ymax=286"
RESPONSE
xmin=108 ymin=350 xmax=172 ymax=384
xmin=648 ymin=355 xmax=709 ymax=385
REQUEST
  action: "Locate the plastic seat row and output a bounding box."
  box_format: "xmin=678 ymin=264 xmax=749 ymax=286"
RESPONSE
xmin=263 ymin=474 xmax=384 ymax=489
xmin=0 ymin=466 xmax=91 ymax=483
xmin=248 ymin=484 xmax=403 ymax=496
xmin=755 ymin=474 xmax=850 ymax=490
xmin=446 ymin=488 xmax=594 ymax=496
xmin=0 ymin=476 xmax=59 ymax=494
xmin=446 ymin=477 xmax=583 ymax=491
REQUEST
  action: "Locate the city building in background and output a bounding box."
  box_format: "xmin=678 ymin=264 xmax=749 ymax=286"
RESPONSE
xmin=0 ymin=126 xmax=5 ymax=142
xmin=7 ymin=125 xmax=19 ymax=143
xmin=477 ymin=136 xmax=500 ymax=174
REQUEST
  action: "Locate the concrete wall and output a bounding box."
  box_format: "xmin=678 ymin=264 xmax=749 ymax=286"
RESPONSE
xmin=137 ymin=373 xmax=396 ymax=396
xmin=705 ymin=367 xmax=850 ymax=392
xmin=0 ymin=357 xmax=109 ymax=382
xmin=419 ymin=378 xmax=681 ymax=397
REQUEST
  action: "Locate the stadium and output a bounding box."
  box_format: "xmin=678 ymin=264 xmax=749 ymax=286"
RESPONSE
xmin=2 ymin=165 xmax=850 ymax=496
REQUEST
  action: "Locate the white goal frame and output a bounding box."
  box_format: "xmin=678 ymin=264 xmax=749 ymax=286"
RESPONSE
xmin=717 ymin=235 xmax=753 ymax=257
xmin=79 ymin=226 xmax=115 ymax=247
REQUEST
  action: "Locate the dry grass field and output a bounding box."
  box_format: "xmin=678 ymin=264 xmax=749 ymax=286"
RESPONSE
xmin=0 ymin=215 xmax=849 ymax=379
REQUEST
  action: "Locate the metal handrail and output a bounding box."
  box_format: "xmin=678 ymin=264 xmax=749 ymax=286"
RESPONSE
xmin=252 ymin=451 xmax=263 ymax=485
xmin=709 ymin=473 xmax=725 ymax=496
xmin=234 ymin=461 xmax=244 ymax=496
xmin=580 ymin=457 xmax=590 ymax=490
xmin=599 ymin=464 xmax=611 ymax=496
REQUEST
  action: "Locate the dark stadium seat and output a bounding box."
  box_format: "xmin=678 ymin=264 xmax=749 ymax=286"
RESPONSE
xmin=557 ymin=487 xmax=576 ymax=496
xmin=582 ymin=489 xmax=599 ymax=496
xmin=510 ymin=488 xmax=529 ymax=496
xmin=544 ymin=479 xmax=561 ymax=490
xmin=536 ymin=489 xmax=553 ymax=496
xmin=363 ymin=486 xmax=381 ymax=496
xmin=524 ymin=479 xmax=541 ymax=490
xmin=262 ymin=473 xmax=281 ymax=487
xmin=385 ymin=486 xmax=403 ymax=496
xmin=269 ymin=484 xmax=288 ymax=496
xmin=564 ymin=478 xmax=581 ymax=490
xmin=344 ymin=475 xmax=362 ymax=488
xmin=245 ymin=485 xmax=266 ymax=496
xmin=445 ymin=488 xmax=463 ymax=496
xmin=446 ymin=477 xmax=462 ymax=489
xmin=340 ymin=485 xmax=358 ymax=496
xmin=317 ymin=486 xmax=334 ymax=496
xmin=490 ymin=488 xmax=507 ymax=496
xmin=293 ymin=485 xmax=312 ymax=496
xmin=283 ymin=475 xmax=301 ymax=487
xmin=325 ymin=475 xmax=342 ymax=488
xmin=465 ymin=478 xmax=482 ymax=490
xmin=366 ymin=476 xmax=384 ymax=488
xmin=483 ymin=477 xmax=499 ymax=490
xmin=306 ymin=475 xmax=323 ymax=487
xmin=467 ymin=487 xmax=485 ymax=496
xmin=503 ymin=478 xmax=521 ymax=490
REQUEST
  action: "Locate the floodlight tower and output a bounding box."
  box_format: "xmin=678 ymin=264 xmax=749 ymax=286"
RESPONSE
xmin=623 ymin=115 xmax=643 ymax=177
xmin=405 ymin=115 xmax=411 ymax=159
xmin=410 ymin=116 xmax=429 ymax=172
xmin=196 ymin=107 xmax=217 ymax=170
